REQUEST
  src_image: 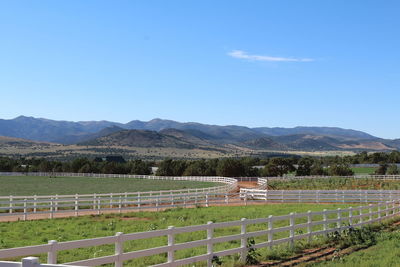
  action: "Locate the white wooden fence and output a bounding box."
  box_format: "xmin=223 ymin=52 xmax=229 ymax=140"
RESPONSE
xmin=0 ymin=192 xmax=246 ymax=220
xmin=3 ymin=173 xmax=400 ymax=266
xmin=0 ymin=173 xmax=237 ymax=220
xmin=1 ymin=200 xmax=399 ymax=267
xmin=240 ymin=188 xmax=400 ymax=203
xmin=274 ymin=174 xmax=400 ymax=180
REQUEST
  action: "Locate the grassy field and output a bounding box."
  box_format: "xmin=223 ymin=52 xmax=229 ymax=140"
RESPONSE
xmin=0 ymin=176 xmax=221 ymax=196
xmin=351 ymin=167 xmax=376 ymax=175
xmin=268 ymin=177 xmax=400 ymax=190
xmin=0 ymin=203 xmax=352 ymax=266
xmin=310 ymin=230 xmax=400 ymax=267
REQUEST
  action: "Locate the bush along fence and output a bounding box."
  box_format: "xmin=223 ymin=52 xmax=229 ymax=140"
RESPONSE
xmin=1 ymin=199 xmax=400 ymax=267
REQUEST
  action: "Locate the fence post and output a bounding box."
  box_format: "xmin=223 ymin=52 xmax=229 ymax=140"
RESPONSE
xmin=268 ymin=215 xmax=273 ymax=247
xmin=115 ymin=232 xmax=123 ymax=267
xmin=75 ymin=194 xmax=78 ymax=217
xmin=240 ymin=218 xmax=247 ymax=262
xmin=138 ymin=192 xmax=141 ymax=208
xmin=167 ymin=226 xmax=175 ymax=264
xmin=97 ymin=198 xmax=101 ymax=215
xmin=119 ymin=196 xmax=122 ymax=213
xmin=55 ymin=194 xmax=58 ymax=212
xmin=50 ymin=198 xmax=53 ymax=219
xmin=225 ymin=193 xmax=228 ymax=204
xmin=22 ymin=257 xmax=40 ymax=267
xmin=323 ymin=209 xmax=327 ymax=235
xmin=207 ymin=221 xmax=213 ymax=267
xmin=206 ymin=193 xmax=209 ymax=207
xmin=156 ymin=195 xmax=160 ymax=211
xmin=289 ymin=212 xmax=295 ymax=248
xmin=307 ymin=211 xmax=312 ymax=242
xmin=9 ymin=195 xmax=13 ymax=214
xmin=124 ymin=192 xmax=128 ymax=207
xmin=386 ymin=201 xmax=389 ymax=217
xmin=337 ymin=208 xmax=341 ymax=230
xmin=349 ymin=207 xmax=353 ymax=225
xmin=369 ymin=204 xmax=373 ymax=221
xmin=47 ymin=240 xmax=58 ymax=264
xmin=23 ymin=198 xmax=27 ymax=221
xmin=33 ymin=195 xmax=37 ymax=213
xmin=110 ymin=193 xmax=113 ymax=209
xmin=378 ymin=204 xmax=382 ymax=222
xmin=93 ymin=193 xmax=96 ymax=210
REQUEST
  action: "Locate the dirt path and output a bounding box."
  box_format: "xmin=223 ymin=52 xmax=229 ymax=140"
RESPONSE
xmin=248 ymin=245 xmax=364 ymax=267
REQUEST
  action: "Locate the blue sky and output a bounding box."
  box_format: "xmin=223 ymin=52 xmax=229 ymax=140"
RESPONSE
xmin=1 ymin=1 xmax=399 ymax=138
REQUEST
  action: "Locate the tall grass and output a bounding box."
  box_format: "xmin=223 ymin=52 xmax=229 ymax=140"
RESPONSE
xmin=269 ymin=178 xmax=400 ymax=190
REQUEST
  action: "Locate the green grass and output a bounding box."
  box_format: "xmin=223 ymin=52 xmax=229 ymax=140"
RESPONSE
xmin=268 ymin=177 xmax=400 ymax=190
xmin=0 ymin=203 xmax=352 ymax=266
xmin=351 ymin=167 xmax=376 ymax=175
xmin=309 ymin=230 xmax=400 ymax=267
xmin=0 ymin=176 xmax=221 ymax=196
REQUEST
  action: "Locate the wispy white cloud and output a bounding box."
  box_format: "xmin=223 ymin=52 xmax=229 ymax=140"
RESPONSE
xmin=228 ymin=50 xmax=314 ymax=62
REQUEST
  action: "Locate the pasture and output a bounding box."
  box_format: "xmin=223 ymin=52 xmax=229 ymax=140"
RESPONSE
xmin=268 ymin=177 xmax=400 ymax=190
xmin=351 ymin=167 xmax=376 ymax=175
xmin=0 ymin=176 xmax=220 ymax=196
xmin=0 ymin=203 xmax=352 ymax=266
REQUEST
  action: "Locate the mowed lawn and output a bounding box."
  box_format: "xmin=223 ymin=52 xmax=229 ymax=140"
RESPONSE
xmin=0 ymin=176 xmax=221 ymax=196
xmin=0 ymin=203 xmax=352 ymax=266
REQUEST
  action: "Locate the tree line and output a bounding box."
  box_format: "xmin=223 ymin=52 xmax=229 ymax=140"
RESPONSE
xmin=1 ymin=150 xmax=400 ymax=177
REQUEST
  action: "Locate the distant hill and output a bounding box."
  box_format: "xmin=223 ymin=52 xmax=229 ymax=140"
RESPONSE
xmin=253 ymin=126 xmax=376 ymax=140
xmin=79 ymin=129 xmax=200 ymax=149
xmin=0 ymin=116 xmax=397 ymax=152
xmin=0 ymin=136 xmax=54 ymax=147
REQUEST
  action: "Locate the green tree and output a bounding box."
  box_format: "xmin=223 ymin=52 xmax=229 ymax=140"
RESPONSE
xmin=328 ymin=163 xmax=354 ymax=176
xmin=261 ymin=158 xmax=295 ymax=177
xmin=387 ymin=164 xmax=399 ymax=175
xmin=296 ymin=157 xmax=314 ymax=176
xmin=375 ymin=164 xmax=388 ymax=175
xmin=216 ymin=158 xmax=246 ymax=177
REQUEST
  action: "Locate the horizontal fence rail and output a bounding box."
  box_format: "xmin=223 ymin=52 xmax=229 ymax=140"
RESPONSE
xmin=240 ymin=188 xmax=400 ymax=203
xmin=272 ymin=174 xmax=400 ymax=180
xmin=1 ymin=200 xmax=399 ymax=267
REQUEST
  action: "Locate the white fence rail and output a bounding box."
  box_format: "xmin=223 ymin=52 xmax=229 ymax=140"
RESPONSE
xmin=274 ymin=174 xmax=400 ymax=180
xmin=0 ymin=192 xmax=246 ymax=220
xmin=3 ymin=189 xmax=400 ymax=221
xmin=1 ymin=200 xmax=399 ymax=267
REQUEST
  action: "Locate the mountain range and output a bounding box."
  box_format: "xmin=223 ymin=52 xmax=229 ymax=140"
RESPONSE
xmin=0 ymin=116 xmax=398 ymax=152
